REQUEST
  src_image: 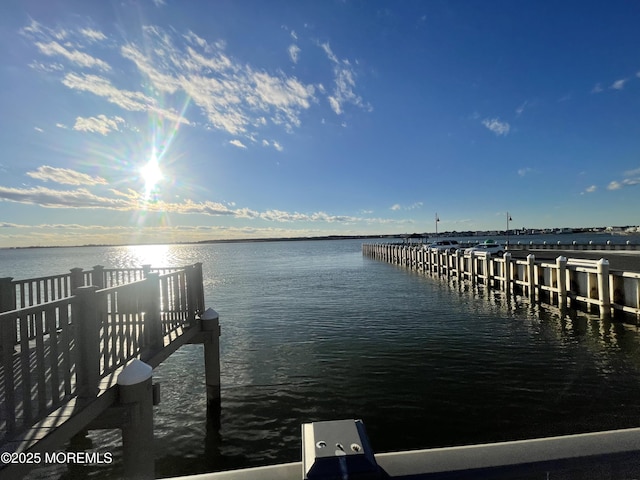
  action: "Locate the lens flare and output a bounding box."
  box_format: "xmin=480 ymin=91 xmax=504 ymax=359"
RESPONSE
xmin=140 ymin=154 xmax=163 ymax=199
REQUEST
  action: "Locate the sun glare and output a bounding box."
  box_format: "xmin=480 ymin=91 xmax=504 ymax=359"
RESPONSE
xmin=125 ymin=244 xmax=173 ymax=267
xmin=140 ymin=157 xmax=163 ymax=197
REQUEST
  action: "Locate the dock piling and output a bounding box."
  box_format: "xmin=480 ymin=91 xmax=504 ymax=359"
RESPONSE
xmin=503 ymin=253 xmax=512 ymax=294
xmin=526 ymin=254 xmax=536 ymax=299
xmin=597 ymin=259 xmax=611 ymax=319
xmin=201 ymin=307 xmax=222 ymax=409
xmin=118 ymin=359 xmax=155 ymax=480
xmin=556 ymin=256 xmax=567 ymax=306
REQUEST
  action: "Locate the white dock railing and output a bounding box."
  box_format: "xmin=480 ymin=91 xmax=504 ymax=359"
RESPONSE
xmin=362 ymin=243 xmax=640 ymax=319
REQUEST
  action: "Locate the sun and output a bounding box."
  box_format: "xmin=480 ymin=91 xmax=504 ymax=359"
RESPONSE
xmin=140 ymin=157 xmax=163 ymax=198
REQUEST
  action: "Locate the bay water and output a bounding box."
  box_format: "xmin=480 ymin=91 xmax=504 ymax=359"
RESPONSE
xmin=3 ymin=238 xmax=640 ymax=478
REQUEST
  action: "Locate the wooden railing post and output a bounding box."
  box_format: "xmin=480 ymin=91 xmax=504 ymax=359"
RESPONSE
xmin=70 ymin=267 xmax=84 ymax=294
xmin=597 ymin=259 xmax=611 ymax=319
xmin=0 ymin=277 xmax=17 ymax=354
xmin=187 ymin=263 xmax=204 ymax=323
xmin=74 ymin=286 xmax=100 ymax=398
xmin=0 ymin=277 xmax=15 ymax=312
xmin=91 ymin=265 xmax=105 ymax=289
xmin=143 ymin=273 xmax=163 ymax=359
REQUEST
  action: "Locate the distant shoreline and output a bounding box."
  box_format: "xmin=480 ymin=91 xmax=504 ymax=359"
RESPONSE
xmin=2 ymin=229 xmax=639 ymax=251
xmin=0 ymin=234 xmax=390 ymax=250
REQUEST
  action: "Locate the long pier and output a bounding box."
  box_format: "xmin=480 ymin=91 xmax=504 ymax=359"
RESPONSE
xmin=362 ymin=243 xmax=640 ymax=319
xmin=0 ymin=263 xmax=220 ymax=479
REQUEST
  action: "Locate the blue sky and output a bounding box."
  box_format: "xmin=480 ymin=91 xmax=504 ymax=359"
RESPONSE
xmin=1 ymin=0 xmax=639 ymax=247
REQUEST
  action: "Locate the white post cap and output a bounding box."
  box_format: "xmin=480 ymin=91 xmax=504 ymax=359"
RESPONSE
xmin=118 ymin=359 xmax=152 ymax=386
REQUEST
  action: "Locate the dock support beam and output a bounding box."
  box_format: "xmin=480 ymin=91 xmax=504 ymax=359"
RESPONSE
xmin=118 ymin=359 xmax=155 ymax=480
xmin=202 ymin=307 xmax=221 ymax=410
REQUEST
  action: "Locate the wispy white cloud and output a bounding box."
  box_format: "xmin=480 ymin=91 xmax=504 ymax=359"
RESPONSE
xmin=389 ymin=202 xmax=422 ymax=211
xmin=62 ymin=72 xmax=152 ymax=111
xmin=482 ymin=118 xmax=510 ymax=136
xmin=73 ymin=115 xmax=124 ymax=135
xmin=262 ymin=139 xmax=284 ymax=151
xmin=0 ymin=185 xmax=124 ymax=208
xmin=515 ymin=101 xmax=529 ymax=116
xmin=20 ymin=19 xmax=67 ymax=41
xmin=229 ymin=139 xmax=247 ymax=149
xmin=256 ymin=209 xmax=387 ymax=224
xmin=23 ymin=21 xmax=371 ymax=153
xmin=35 ymin=41 xmax=111 ymax=71
xmin=607 ymin=168 xmax=640 ymax=190
xmin=0 ymin=182 xmax=407 ymax=227
xmin=584 ymin=185 xmax=597 ymax=193
xmin=61 ymin=73 xmax=189 ymax=126
xmin=591 ymin=83 xmax=603 ymax=94
xmin=79 ymin=28 xmax=107 ymax=42
xmin=28 ymin=61 xmax=64 ymax=73
xmin=518 ymin=167 xmax=532 ymax=177
xmin=610 ymin=78 xmax=628 ymax=90
xmin=320 ymin=42 xmax=372 ymax=115
xmin=119 ymin=27 xmax=316 ymax=135
xmin=26 ymin=166 xmax=108 ymax=185
xmin=288 ymin=44 xmax=301 ymax=63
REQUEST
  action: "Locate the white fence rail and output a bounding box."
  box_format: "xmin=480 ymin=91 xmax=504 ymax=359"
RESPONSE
xmin=362 ymin=243 xmax=640 ymax=319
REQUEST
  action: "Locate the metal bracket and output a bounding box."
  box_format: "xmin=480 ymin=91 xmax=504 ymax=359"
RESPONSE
xmin=302 ymin=419 xmax=381 ymax=479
